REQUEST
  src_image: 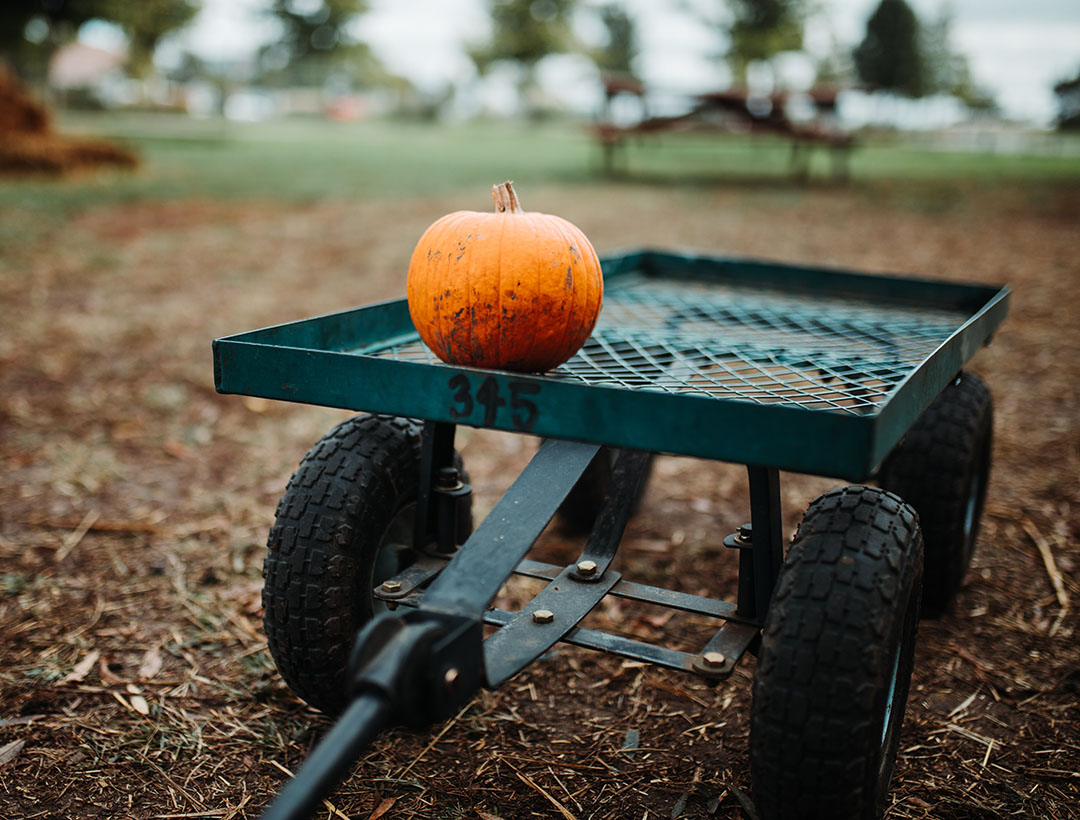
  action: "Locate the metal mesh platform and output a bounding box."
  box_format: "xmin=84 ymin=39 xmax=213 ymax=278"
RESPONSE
xmin=365 ymin=276 xmax=966 ymax=415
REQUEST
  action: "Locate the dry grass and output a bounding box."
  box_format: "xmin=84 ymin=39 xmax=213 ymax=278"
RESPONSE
xmin=1 ymin=177 xmax=1078 ymax=819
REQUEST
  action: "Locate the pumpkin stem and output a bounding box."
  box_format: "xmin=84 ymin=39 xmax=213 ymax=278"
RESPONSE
xmin=492 ymin=181 xmax=523 ymax=214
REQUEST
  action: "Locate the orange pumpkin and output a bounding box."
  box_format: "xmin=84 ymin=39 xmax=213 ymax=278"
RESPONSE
xmin=406 ymin=181 xmax=603 ymax=372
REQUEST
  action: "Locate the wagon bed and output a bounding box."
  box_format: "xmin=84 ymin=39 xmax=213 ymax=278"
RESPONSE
xmin=213 ymin=248 xmax=1009 ymax=480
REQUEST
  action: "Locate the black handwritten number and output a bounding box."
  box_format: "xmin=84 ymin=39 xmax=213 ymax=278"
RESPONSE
xmin=509 ymin=382 xmax=540 ymax=431
xmin=476 ymin=376 xmax=507 ymax=427
xmin=448 ymin=374 xmax=473 ymax=419
xmin=447 ymin=374 xmax=542 ymax=431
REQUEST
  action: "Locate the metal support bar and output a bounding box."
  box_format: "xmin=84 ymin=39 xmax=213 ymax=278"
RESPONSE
xmin=482 ymin=608 xmax=758 ymax=677
xmin=483 ymin=566 xmax=622 ymax=687
xmin=693 ymin=621 xmax=762 ymax=678
xmin=513 ymin=559 xmax=753 ymax=623
xmin=414 ymin=421 xmax=458 ymax=552
xmin=374 ymin=556 xmax=446 ymax=601
xmin=576 ymin=449 xmax=652 ymax=577
xmin=375 ymin=556 xmax=756 ymax=625
xmin=742 ymin=465 xmax=784 ymax=624
xmin=420 ymin=438 xmax=602 ymax=617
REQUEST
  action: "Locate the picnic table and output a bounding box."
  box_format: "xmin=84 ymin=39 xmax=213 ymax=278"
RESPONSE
xmin=594 ymin=74 xmax=856 ymax=181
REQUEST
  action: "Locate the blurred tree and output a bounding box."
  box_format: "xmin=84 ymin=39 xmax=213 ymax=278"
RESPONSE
xmin=1 ymin=1 xmax=104 ymax=82
xmin=101 ymin=0 xmax=199 ymax=80
xmin=920 ymin=9 xmax=994 ymax=110
xmin=853 ymin=0 xmax=925 ymax=97
xmin=469 ymin=0 xmax=579 ymax=111
xmin=690 ymin=0 xmax=805 ymax=88
xmin=813 ymin=37 xmax=854 ymax=87
xmin=591 ymin=4 xmax=637 ymax=76
xmin=727 ymin=0 xmax=805 ymax=85
xmin=0 ymin=0 xmax=198 ymax=83
xmin=260 ymin=0 xmax=382 ymax=87
xmin=1053 ymin=68 xmax=1080 ymax=130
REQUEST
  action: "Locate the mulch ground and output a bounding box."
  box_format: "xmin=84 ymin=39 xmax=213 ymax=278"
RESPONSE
xmin=1 ymin=178 xmax=1077 ymax=820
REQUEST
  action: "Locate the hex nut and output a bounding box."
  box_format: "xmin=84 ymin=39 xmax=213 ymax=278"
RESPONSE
xmin=576 ymin=560 xmax=598 ymax=577
xmin=702 ymin=651 xmax=726 ymax=667
xmin=380 ymin=580 xmax=402 ymax=593
xmin=532 ymin=609 xmax=555 ymax=624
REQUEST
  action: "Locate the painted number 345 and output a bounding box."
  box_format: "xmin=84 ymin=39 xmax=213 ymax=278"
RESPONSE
xmin=448 ymin=374 xmax=540 ymax=431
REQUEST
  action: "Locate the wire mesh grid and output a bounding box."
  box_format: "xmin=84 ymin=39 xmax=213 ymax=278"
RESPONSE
xmin=365 ymin=277 xmax=967 ymax=415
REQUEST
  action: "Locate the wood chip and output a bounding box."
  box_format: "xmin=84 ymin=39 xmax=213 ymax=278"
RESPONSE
xmin=57 ymin=649 xmax=101 ymax=685
xmin=138 ymin=645 xmax=164 ymax=681
xmin=1024 ymin=519 xmax=1071 ymax=611
xmin=0 ymin=739 xmax=26 ymax=766
xmin=55 ymin=509 xmax=100 ymax=561
xmin=948 ymin=690 xmax=979 ymax=717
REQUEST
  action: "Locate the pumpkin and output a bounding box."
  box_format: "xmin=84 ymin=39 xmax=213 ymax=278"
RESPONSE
xmin=406 ymin=181 xmax=603 ymax=373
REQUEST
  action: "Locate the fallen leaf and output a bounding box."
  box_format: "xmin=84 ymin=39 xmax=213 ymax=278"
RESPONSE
xmin=58 ymin=649 xmax=100 ymax=685
xmin=129 ymin=695 xmax=150 ymax=715
xmin=111 ymin=690 xmax=149 ymax=715
xmin=163 ymin=440 xmax=190 ymax=460
xmin=137 ymin=645 xmax=163 ymax=680
xmin=0 ymin=739 xmax=26 ymax=766
xmin=367 ymin=797 xmax=397 ymax=820
xmin=98 ymin=656 xmax=125 ymax=685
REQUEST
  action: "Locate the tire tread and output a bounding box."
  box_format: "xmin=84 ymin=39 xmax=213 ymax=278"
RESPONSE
xmin=751 ymin=486 xmax=923 ymax=820
xmin=262 ymin=415 xmax=424 ymax=715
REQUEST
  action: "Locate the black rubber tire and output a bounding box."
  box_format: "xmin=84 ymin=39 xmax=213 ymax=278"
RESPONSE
xmin=262 ymin=414 xmax=470 ymax=716
xmin=877 ymin=370 xmax=992 ymax=617
xmin=555 ymin=446 xmax=653 ymax=535
xmin=750 ymin=486 xmax=924 ymax=820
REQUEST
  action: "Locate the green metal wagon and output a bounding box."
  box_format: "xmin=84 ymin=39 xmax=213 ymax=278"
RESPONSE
xmin=213 ymin=248 xmax=1008 ymax=820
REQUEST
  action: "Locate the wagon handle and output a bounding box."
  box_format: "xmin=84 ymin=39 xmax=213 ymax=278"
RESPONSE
xmin=260 ymin=611 xmax=484 ymax=820
xmin=259 ymin=694 xmax=393 ymax=820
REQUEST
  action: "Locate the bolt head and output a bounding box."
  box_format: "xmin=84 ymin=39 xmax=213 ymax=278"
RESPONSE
xmin=443 ymin=668 xmax=460 ymax=689
xmin=702 ymin=651 xmax=726 ymax=668
xmin=436 ymin=466 xmax=462 ymax=489
xmin=532 ymin=609 xmax=555 ymax=624
xmin=736 ymin=523 xmax=753 ymax=543
xmin=380 ymin=579 xmax=402 ymax=593
xmin=576 ymin=560 xmax=598 ymax=576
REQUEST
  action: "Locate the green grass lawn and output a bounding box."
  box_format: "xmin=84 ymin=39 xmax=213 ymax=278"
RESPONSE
xmin=3 ymin=111 xmax=1079 ymax=233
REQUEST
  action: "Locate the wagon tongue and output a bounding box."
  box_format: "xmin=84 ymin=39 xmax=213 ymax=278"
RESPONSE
xmin=259 ymin=609 xmax=483 ymax=820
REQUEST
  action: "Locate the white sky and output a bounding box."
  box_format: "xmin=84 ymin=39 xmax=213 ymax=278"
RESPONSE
xmin=166 ymin=0 xmax=1080 ymax=125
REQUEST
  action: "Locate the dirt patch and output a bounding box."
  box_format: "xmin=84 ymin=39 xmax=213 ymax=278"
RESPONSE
xmin=0 ymin=181 xmax=1077 ymax=819
xmin=0 ymin=68 xmax=137 ymax=175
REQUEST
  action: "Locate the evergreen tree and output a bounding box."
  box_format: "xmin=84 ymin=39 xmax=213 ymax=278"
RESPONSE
xmin=853 ymin=0 xmax=925 ymax=97
xmin=1053 ymin=68 xmax=1080 ymax=130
